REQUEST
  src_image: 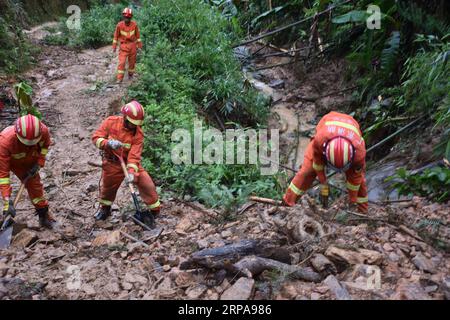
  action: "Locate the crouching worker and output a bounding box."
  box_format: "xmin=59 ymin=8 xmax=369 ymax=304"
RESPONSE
xmin=92 ymin=100 xmax=160 ymax=222
xmin=283 ymin=111 xmax=369 ymax=213
xmin=0 ymin=115 xmax=55 ymax=228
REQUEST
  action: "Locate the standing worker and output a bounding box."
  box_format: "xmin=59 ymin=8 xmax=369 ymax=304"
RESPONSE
xmin=0 ymin=115 xmax=55 ymax=228
xmin=283 ymin=111 xmax=369 ymax=213
xmin=113 ymin=7 xmax=143 ymax=83
xmin=92 ymin=100 xmax=161 ymax=221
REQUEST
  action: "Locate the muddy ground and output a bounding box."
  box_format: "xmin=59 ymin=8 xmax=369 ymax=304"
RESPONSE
xmin=0 ymin=26 xmax=449 ymax=300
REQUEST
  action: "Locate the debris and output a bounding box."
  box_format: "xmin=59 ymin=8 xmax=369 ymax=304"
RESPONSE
xmin=180 ymin=239 xmax=290 ymax=270
xmin=82 ymin=284 xmax=96 ymax=296
xmin=186 ymin=284 xmax=208 ymax=299
xmin=310 ymin=254 xmax=337 ymax=276
xmin=325 ymin=246 xmax=383 ymax=266
xmin=412 ymin=253 xmax=436 ymax=274
xmin=232 ymin=255 xmax=322 ymax=282
xmin=220 ymin=277 xmax=255 ymax=300
xmin=323 ymin=275 xmax=352 ymax=300
xmin=92 ymin=230 xmax=122 ymax=246
xmin=391 ymin=281 xmax=432 ymax=300
xmin=12 ymin=229 xmax=38 ymax=248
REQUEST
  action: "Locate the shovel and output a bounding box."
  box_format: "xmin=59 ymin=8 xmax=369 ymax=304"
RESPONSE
xmin=0 ymin=183 xmax=26 ymax=249
xmin=113 ymin=151 xmax=155 ymax=230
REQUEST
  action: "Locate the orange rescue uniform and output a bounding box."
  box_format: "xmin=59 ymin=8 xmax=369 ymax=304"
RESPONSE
xmin=113 ymin=20 xmax=142 ymax=81
xmin=283 ymin=112 xmax=368 ymax=212
xmin=92 ymin=116 xmax=160 ymax=213
xmin=0 ymin=125 xmax=51 ymax=209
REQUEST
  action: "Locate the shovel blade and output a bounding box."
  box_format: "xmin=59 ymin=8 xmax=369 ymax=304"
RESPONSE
xmin=0 ymin=226 xmax=13 ymax=249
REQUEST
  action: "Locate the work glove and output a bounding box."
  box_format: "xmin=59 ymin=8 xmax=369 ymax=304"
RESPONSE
xmin=107 ymin=139 xmax=123 ymax=150
xmin=347 ymin=202 xmax=359 ymax=212
xmin=2 ymin=199 xmax=16 ymax=229
xmin=319 ymin=184 xmax=330 ymax=209
xmin=28 ymin=164 xmax=40 ymax=177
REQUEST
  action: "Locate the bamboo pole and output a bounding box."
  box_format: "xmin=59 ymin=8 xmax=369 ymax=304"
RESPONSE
xmin=233 ymin=0 xmax=353 ymax=48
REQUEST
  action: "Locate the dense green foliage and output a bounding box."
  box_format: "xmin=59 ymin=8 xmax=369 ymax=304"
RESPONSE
xmin=44 ymin=4 xmax=123 ymax=48
xmin=131 ymin=0 xmax=281 ymax=212
xmin=0 ymin=1 xmax=36 ymax=75
xmin=388 ymin=167 xmax=450 ymax=202
xmin=223 ymin=0 xmax=449 ymax=201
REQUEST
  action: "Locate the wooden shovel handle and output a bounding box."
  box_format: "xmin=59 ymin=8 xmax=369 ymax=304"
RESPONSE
xmin=13 ymin=183 xmax=26 ymax=207
xmin=115 ymin=152 xmax=136 ymax=194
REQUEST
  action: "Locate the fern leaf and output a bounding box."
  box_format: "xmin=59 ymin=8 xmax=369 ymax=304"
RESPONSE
xmin=381 ymin=31 xmax=401 ymax=74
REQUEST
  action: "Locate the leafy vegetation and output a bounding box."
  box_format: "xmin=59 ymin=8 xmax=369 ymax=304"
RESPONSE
xmin=44 ymin=3 xmax=123 ymax=48
xmin=388 ymin=167 xmax=450 ymax=202
xmin=130 ymin=0 xmax=281 ymax=213
xmin=0 ymin=1 xmax=36 ymax=75
xmin=223 ymin=0 xmax=449 ymax=199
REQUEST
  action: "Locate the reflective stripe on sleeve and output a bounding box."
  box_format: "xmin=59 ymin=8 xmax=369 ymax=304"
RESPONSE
xmin=12 ymin=153 xmax=26 ymax=159
xmin=313 ymin=162 xmax=324 ymax=171
xmin=127 ymin=163 xmax=139 ymax=172
xmin=0 ymin=178 xmax=10 ymax=185
xmin=96 ymin=138 xmax=106 ymax=149
xmin=41 ymin=148 xmax=48 ymax=155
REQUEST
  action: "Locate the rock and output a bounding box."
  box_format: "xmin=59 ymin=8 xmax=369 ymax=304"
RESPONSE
xmin=310 ymin=292 xmax=321 ymax=300
xmin=82 ymin=284 xmax=96 ymax=296
xmin=156 ymin=277 xmax=176 ymax=298
xmin=383 ymin=243 xmax=394 ymax=252
xmin=310 ymin=254 xmax=337 ymax=275
xmin=175 ymin=272 xmax=196 ymax=287
xmin=163 ymin=265 xmax=171 ymax=272
xmin=269 ymin=79 xmax=285 ymax=89
xmin=325 ymin=246 xmax=383 ymax=266
xmin=186 ymin=284 xmax=208 ymax=299
xmin=168 ymin=256 xmax=180 ymax=267
xmin=124 ymin=273 xmax=148 ymax=284
xmin=176 ymin=216 xmax=195 ymax=234
xmin=91 ymin=230 xmax=121 ymax=246
xmin=220 ymin=278 xmax=255 ymax=300
xmin=323 ymin=275 xmax=352 ymax=300
xmin=280 ymin=283 xmax=298 ymax=299
xmin=391 ymin=281 xmax=431 ymax=300
xmin=12 ymin=229 xmax=38 ymax=248
xmin=105 ymin=282 xmax=120 ymax=294
xmin=197 ymin=239 xmax=209 ymax=249
xmin=221 ymin=230 xmax=232 ymax=238
xmin=122 ymin=282 xmax=133 ymax=291
xmin=412 ymin=253 xmax=436 ymax=274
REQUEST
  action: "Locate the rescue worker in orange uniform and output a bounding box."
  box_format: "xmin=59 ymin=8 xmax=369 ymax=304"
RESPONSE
xmin=0 ymin=115 xmax=55 ymax=228
xmin=92 ymin=100 xmax=160 ymax=221
xmin=113 ymin=8 xmax=142 ymax=83
xmin=283 ymin=111 xmax=369 ymax=213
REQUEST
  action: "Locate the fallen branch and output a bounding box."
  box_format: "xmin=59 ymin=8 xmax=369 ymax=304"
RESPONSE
xmin=87 ymin=161 xmax=102 ymax=168
xmin=249 ymin=196 xmax=284 ymax=206
xmin=120 ymin=230 xmax=149 ymax=248
xmin=232 ymin=255 xmax=322 ymax=282
xmin=252 ymin=60 xmax=296 ymax=72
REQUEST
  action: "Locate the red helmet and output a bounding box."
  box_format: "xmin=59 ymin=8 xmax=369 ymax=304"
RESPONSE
xmin=324 ymin=136 xmax=354 ymax=171
xmin=122 ymin=8 xmax=133 ymax=18
xmin=15 ymin=114 xmax=42 ymax=146
xmin=121 ymin=100 xmax=144 ymax=126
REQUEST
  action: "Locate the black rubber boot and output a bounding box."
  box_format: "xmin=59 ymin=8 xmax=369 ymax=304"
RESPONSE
xmin=36 ymin=207 xmax=54 ymax=229
xmin=94 ymin=206 xmax=111 ymax=221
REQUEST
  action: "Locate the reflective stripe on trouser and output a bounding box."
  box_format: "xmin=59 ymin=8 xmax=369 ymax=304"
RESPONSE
xmin=283 ymin=141 xmax=316 ymax=206
xmin=100 ymin=161 xmax=159 ymax=211
xmin=11 ymin=166 xmax=48 ymax=209
xmin=354 ymin=180 xmax=368 ymax=213
xmin=117 ymin=44 xmax=137 ymax=80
